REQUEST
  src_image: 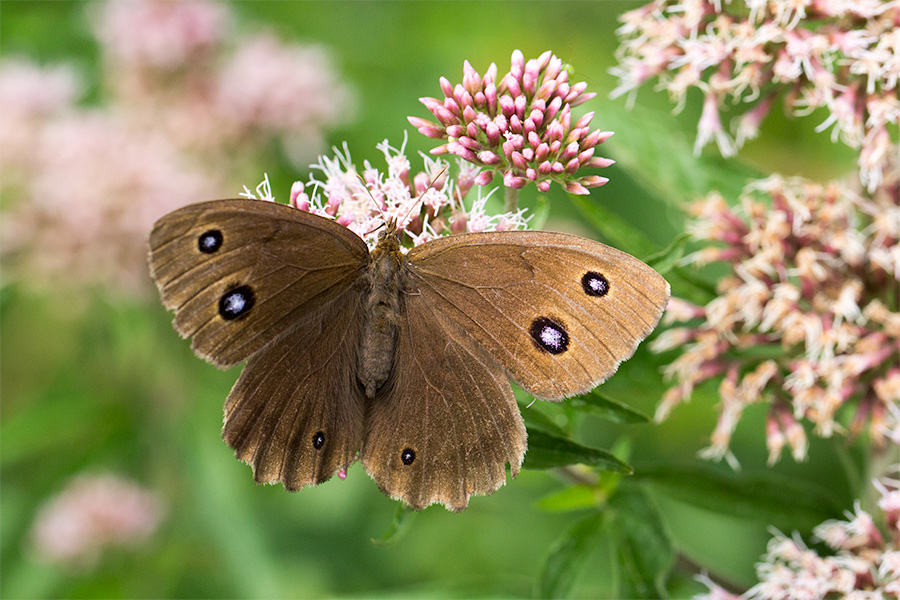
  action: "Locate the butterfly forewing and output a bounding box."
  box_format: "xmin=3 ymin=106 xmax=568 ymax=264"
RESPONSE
xmin=407 ymin=230 xmax=670 ymax=400
xmin=148 ymin=200 xmax=369 ymax=368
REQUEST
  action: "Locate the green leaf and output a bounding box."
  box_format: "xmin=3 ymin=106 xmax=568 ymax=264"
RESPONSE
xmin=569 ymin=391 xmax=650 ymax=424
xmin=520 ymin=403 xmax=569 ymax=438
xmin=645 ymin=232 xmax=691 ymax=276
xmin=568 ymin=194 xmax=657 ymax=258
xmin=370 ymin=501 xmax=415 ymax=546
xmin=535 ymin=511 xmax=606 ymax=599
xmin=523 ymin=430 xmax=632 ymax=473
xmin=636 ymin=463 xmax=845 ymax=533
xmin=599 ymin=102 xmax=762 ymax=206
xmin=610 ymin=487 xmax=674 ymax=599
xmin=537 ymin=485 xmax=609 ymax=513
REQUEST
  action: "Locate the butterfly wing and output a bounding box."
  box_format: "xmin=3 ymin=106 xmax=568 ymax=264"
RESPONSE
xmin=222 ymin=284 xmax=367 ymax=488
xmin=406 ymin=230 xmax=670 ymax=400
xmin=148 ymin=199 xmax=369 ymax=368
xmin=149 ymin=199 xmax=370 ymax=488
xmin=360 ymin=289 xmax=527 ymax=512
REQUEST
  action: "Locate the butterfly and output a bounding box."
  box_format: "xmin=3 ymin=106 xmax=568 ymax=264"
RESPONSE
xmin=148 ymin=198 xmax=669 ymax=511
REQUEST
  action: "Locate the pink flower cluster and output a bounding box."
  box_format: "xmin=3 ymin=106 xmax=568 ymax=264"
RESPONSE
xmin=243 ymin=135 xmax=530 ymax=250
xmin=29 ymin=473 xmax=164 ymax=569
xmin=697 ymin=470 xmax=900 ymax=600
xmin=653 ymin=162 xmax=900 ymax=465
xmin=611 ymin=0 xmax=900 ymax=191
xmin=0 ymin=0 xmax=353 ymax=298
xmin=410 ymin=50 xmax=613 ymax=195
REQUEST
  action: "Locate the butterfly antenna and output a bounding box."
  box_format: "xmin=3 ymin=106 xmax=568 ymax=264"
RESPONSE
xmin=356 ymin=174 xmax=387 ymax=235
xmin=398 ymin=163 xmax=449 ymax=227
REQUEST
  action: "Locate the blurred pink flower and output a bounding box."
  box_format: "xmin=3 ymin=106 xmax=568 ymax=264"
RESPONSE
xmin=653 ymin=157 xmax=900 ymax=464
xmin=0 ymin=59 xmax=79 ymax=184
xmin=91 ymin=0 xmax=230 ymax=70
xmin=2 ymin=110 xmax=221 ymax=296
xmin=611 ymin=0 xmax=900 ymax=191
xmin=214 ymin=33 xmax=355 ymax=164
xmin=410 ymin=50 xmax=612 ymax=196
xmin=0 ymin=1 xmax=354 ymax=299
xmin=29 ymin=473 xmax=164 ymax=569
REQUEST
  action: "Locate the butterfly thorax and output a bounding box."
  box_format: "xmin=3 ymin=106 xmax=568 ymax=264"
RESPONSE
xmin=358 ymin=225 xmax=407 ymax=399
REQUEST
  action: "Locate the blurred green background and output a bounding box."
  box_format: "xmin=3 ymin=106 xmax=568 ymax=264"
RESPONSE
xmin=1 ymin=1 xmax=866 ymax=598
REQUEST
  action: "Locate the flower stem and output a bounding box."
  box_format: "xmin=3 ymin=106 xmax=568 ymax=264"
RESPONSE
xmin=504 ymin=186 xmax=519 ymax=213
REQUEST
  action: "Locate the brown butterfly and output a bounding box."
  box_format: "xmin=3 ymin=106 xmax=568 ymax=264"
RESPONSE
xmin=148 ymin=199 xmax=669 ymax=511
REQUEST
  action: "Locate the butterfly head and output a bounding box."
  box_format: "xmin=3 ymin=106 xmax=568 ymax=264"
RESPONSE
xmin=372 ymin=218 xmax=403 ymax=257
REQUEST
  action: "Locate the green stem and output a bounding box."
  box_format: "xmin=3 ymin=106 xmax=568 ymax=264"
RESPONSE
xmin=504 ymin=186 xmax=519 ymax=213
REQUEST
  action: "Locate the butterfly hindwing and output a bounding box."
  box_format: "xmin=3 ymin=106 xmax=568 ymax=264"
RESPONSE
xmin=360 ymin=288 xmax=527 ymax=512
xmin=406 ymin=230 xmax=670 ymax=400
xmin=223 ymin=284 xmax=368 ymax=489
xmin=148 ymin=199 xmax=369 ymax=368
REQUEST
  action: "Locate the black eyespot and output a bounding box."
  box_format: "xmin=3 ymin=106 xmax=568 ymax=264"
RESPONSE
xmin=312 ymin=431 xmax=325 ymax=450
xmin=198 ymin=229 xmax=223 ymax=254
xmin=219 ymin=285 xmax=254 ymax=320
xmin=529 ymin=317 xmax=569 ymax=355
xmin=582 ymin=271 xmax=609 ymax=297
xmin=400 ymin=448 xmax=415 ymax=466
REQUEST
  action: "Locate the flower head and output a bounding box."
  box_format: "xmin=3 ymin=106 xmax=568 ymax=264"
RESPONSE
xmin=654 ymin=157 xmax=900 ymax=463
xmin=248 ymin=135 xmax=530 ymax=250
xmin=612 ymin=0 xmax=900 ymax=191
xmin=729 ymin=470 xmax=900 ymax=600
xmin=410 ymin=50 xmax=612 ymax=195
xmin=29 ymin=473 xmax=164 ymax=569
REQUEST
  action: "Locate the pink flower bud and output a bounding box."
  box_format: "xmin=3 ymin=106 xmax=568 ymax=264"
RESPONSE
xmin=578 ymin=147 xmax=595 ymax=164
xmin=504 ymin=74 xmax=522 ymax=98
xmin=565 ymin=180 xmax=590 ymax=195
xmin=585 ymin=156 xmax=615 ymax=168
xmin=546 ymin=96 xmax=562 ymax=121
xmin=580 ymin=175 xmax=609 ymax=187
xmin=536 ymin=79 xmax=557 ymax=100
xmin=537 ymin=180 xmax=551 ymax=192
xmin=462 ymin=60 xmax=481 ymax=95
xmin=561 ymin=140 xmax=580 ymax=161
xmin=498 ymin=94 xmax=515 ymax=117
xmin=439 ymin=76 xmax=453 ymax=98
xmin=510 ymin=49 xmax=525 ymax=75
xmin=457 ymin=136 xmax=480 ymax=151
xmin=484 ymin=82 xmax=498 ymax=110
xmin=510 ymin=150 xmax=529 ymax=171
xmin=443 ymin=96 xmax=461 ymax=117
xmin=485 ymin=121 xmax=501 ymax=146
xmin=446 ymin=124 xmax=466 ymax=138
xmin=461 ymin=103 xmax=477 ymax=123
xmin=474 ymin=170 xmax=494 ymax=186
xmin=503 ymin=171 xmax=527 ymax=188
xmin=514 ymin=94 xmax=527 ymax=119
xmin=575 ymin=111 xmax=595 ymax=129
xmin=477 ymin=150 xmax=500 ymax=165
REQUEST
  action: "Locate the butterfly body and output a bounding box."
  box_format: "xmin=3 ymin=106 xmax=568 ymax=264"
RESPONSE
xmin=149 ymin=199 xmax=669 ymax=511
xmin=359 ymin=225 xmax=406 ymax=399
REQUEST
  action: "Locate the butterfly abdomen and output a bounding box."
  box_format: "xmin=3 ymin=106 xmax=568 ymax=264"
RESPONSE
xmin=358 ymin=232 xmax=407 ymax=399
